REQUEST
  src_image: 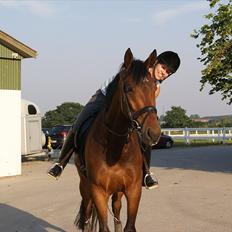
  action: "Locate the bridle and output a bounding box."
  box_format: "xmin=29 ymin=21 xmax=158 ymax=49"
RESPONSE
xmin=122 ymin=83 xmax=157 ymax=131
xmin=104 ymin=73 xmax=157 ymax=139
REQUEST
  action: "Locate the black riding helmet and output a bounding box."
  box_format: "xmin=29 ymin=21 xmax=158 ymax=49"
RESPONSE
xmin=156 ymin=51 xmax=180 ymax=73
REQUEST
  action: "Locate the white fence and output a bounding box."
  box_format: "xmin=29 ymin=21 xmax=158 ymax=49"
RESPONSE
xmin=161 ymin=127 xmax=232 ymax=144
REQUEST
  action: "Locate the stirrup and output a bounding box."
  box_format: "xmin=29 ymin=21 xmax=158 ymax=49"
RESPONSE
xmin=48 ymin=163 xmax=64 ymax=180
xmin=144 ymin=172 xmax=159 ymax=190
xmin=56 ymin=163 xmax=64 ymax=171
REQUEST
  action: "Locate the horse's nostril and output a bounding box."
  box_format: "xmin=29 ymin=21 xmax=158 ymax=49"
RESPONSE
xmin=147 ymin=129 xmax=152 ymax=139
xmin=147 ymin=127 xmax=161 ymax=142
xmin=146 ymin=128 xmax=157 ymax=142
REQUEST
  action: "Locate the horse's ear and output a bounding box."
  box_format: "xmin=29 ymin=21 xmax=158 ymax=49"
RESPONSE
xmin=144 ymin=49 xmax=157 ymax=68
xmin=124 ymin=48 xmax=133 ymax=69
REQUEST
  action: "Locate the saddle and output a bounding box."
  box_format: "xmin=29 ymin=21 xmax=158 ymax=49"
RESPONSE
xmin=74 ymin=114 xmax=97 ymax=174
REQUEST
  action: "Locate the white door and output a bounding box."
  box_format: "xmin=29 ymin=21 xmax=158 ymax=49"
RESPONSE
xmin=27 ymin=118 xmax=41 ymax=153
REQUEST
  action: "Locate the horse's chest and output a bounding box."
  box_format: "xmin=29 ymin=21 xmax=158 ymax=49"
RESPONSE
xmin=93 ymin=164 xmax=141 ymax=190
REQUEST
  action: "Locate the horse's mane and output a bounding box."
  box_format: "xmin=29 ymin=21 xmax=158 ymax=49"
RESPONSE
xmin=105 ymin=59 xmax=148 ymax=108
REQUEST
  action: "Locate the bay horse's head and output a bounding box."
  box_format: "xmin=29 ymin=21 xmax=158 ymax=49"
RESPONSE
xmin=106 ymin=48 xmax=161 ymax=146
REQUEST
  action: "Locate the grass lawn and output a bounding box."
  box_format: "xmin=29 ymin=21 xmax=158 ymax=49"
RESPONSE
xmin=173 ymin=139 xmax=232 ymax=147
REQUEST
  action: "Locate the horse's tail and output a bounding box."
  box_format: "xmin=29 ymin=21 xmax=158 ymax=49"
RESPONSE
xmin=90 ymin=205 xmax=98 ymax=231
xmin=74 ymin=200 xmax=86 ymax=230
xmin=74 ymin=200 xmax=98 ymax=232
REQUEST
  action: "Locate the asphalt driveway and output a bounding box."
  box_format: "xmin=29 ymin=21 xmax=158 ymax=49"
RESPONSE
xmin=0 ymin=145 xmax=232 ymax=232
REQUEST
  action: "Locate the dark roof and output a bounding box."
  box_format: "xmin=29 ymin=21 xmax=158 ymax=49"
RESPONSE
xmin=0 ymin=30 xmax=37 ymax=58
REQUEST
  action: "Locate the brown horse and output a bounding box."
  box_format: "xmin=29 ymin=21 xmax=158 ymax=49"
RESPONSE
xmin=74 ymin=48 xmax=161 ymax=232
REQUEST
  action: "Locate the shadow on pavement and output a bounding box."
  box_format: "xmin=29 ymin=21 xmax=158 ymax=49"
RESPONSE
xmin=0 ymin=204 xmax=65 ymax=232
xmin=151 ymin=145 xmax=232 ymax=173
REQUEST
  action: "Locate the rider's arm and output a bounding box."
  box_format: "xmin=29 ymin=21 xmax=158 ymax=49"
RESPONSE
xmin=155 ymin=82 xmax=161 ymax=98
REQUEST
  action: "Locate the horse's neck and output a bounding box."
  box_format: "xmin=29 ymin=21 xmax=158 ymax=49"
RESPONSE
xmin=105 ymin=92 xmax=129 ymax=131
xmin=101 ymin=93 xmax=132 ymax=164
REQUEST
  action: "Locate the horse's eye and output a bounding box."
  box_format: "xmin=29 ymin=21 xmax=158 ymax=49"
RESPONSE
xmin=144 ymin=77 xmax=149 ymax=83
xmin=124 ymin=85 xmax=133 ymax=93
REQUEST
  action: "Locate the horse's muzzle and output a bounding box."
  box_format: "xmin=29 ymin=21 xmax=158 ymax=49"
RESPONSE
xmin=142 ymin=127 xmax=161 ymax=146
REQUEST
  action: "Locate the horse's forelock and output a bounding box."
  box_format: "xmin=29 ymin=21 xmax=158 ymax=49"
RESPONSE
xmin=129 ymin=60 xmax=148 ymax=84
xmin=105 ymin=59 xmax=148 ymax=108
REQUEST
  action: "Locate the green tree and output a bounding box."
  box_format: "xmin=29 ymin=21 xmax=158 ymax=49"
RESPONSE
xmin=42 ymin=102 xmax=83 ymax=128
xmin=191 ymin=120 xmax=208 ymax=128
xmin=162 ymin=106 xmax=192 ymax=128
xmin=209 ymin=116 xmax=232 ymax=127
xmin=192 ymin=0 xmax=232 ymax=104
xmin=190 ymin=114 xmax=200 ymax=119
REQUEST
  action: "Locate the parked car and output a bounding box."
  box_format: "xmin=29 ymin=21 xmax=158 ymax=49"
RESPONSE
xmin=50 ymin=125 xmax=72 ymax=149
xmin=152 ymin=133 xmax=174 ymax=149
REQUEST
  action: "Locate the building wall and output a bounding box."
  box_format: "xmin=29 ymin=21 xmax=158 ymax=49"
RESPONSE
xmin=0 ymin=31 xmax=36 ymax=177
xmin=0 ymin=90 xmax=21 ymax=177
xmin=0 ymin=44 xmax=23 ymax=59
xmin=0 ymin=44 xmax=21 ymax=90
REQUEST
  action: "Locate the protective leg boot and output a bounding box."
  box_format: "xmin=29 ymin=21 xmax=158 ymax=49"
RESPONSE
xmin=48 ymin=129 xmax=75 ymax=179
xmin=143 ymin=148 xmax=159 ymax=189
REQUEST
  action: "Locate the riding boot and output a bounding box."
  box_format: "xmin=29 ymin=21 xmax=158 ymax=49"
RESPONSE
xmin=142 ymin=147 xmax=159 ymax=189
xmin=48 ymin=129 xmax=75 ymax=179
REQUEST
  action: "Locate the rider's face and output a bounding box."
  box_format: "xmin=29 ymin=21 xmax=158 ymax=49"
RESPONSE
xmin=152 ymin=63 xmax=172 ymax=81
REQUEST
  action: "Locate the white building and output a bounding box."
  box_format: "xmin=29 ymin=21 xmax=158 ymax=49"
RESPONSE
xmin=0 ymin=30 xmax=37 ymax=177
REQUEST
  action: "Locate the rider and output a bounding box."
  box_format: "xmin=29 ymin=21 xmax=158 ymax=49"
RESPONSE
xmin=48 ymin=50 xmax=180 ymax=189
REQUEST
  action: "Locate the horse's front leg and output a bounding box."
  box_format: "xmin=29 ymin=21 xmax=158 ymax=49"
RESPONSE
xmin=124 ymin=184 xmax=142 ymax=232
xmin=112 ymin=192 xmax=123 ymax=232
xmin=91 ymin=184 xmax=110 ymax=232
xmin=75 ymin=155 xmax=93 ymax=232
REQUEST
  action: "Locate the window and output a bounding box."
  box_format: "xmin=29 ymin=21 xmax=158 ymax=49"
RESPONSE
xmin=28 ymin=104 xmax=37 ymax=115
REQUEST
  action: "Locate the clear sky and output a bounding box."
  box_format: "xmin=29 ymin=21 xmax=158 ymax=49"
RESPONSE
xmin=0 ymin=0 xmax=231 ymax=117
